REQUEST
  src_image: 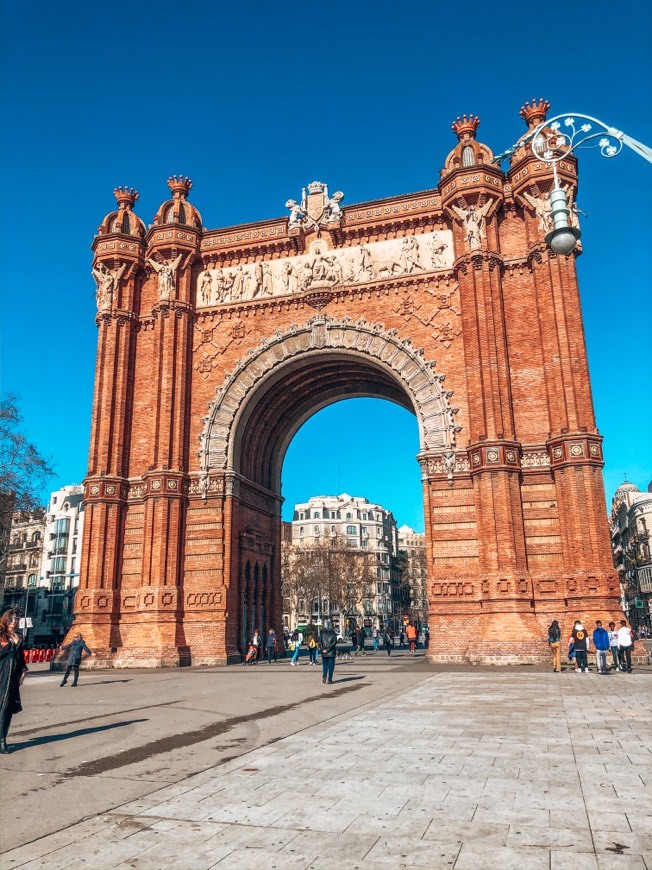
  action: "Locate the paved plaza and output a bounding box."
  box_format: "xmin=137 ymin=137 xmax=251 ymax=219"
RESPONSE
xmin=1 ymin=651 xmax=651 ymax=869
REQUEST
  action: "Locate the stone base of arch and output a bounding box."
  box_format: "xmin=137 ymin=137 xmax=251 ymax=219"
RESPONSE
xmin=425 ymin=587 xmax=628 ymax=666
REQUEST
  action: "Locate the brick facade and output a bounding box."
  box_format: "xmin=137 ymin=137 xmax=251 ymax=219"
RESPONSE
xmin=72 ymin=101 xmax=621 ymax=667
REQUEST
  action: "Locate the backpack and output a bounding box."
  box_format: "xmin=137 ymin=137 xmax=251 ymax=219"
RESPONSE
xmin=548 ymin=626 xmax=560 ymax=643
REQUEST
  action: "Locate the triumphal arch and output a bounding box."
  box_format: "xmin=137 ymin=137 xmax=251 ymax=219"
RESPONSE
xmin=77 ymin=100 xmax=620 ymax=666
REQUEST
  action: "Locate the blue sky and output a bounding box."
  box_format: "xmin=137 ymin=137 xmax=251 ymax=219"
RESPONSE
xmin=2 ymin=0 xmax=651 ymax=533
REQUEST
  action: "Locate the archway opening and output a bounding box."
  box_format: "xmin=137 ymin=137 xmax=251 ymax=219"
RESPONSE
xmin=279 ymin=396 xmax=425 ymax=644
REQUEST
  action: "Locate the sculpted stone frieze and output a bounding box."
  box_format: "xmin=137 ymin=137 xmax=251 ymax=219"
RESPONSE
xmin=196 ymin=231 xmax=453 ymax=308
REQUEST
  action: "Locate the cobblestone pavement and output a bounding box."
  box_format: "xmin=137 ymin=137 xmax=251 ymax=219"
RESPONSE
xmin=2 ymin=665 xmax=651 ymax=869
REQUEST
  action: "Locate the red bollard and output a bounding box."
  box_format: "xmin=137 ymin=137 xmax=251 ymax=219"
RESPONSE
xmin=45 ymin=648 xmax=53 ymax=662
xmin=30 ymin=649 xmax=38 ymax=663
xmin=38 ymin=649 xmax=46 ymax=663
xmin=23 ymin=650 xmax=30 ymax=664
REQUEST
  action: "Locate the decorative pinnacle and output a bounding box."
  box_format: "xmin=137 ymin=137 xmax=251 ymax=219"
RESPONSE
xmin=167 ymin=176 xmax=193 ymax=198
xmin=520 ymin=99 xmax=550 ymax=129
xmin=113 ymin=187 xmax=139 ymax=209
xmin=451 ymin=115 xmax=480 ymax=141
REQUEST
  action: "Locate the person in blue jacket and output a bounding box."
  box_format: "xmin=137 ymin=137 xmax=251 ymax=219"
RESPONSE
xmin=592 ymin=620 xmax=611 ymax=675
xmin=60 ymin=633 xmax=95 ymax=687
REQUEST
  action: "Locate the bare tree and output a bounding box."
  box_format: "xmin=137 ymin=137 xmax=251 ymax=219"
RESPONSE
xmin=0 ymin=394 xmax=54 ymax=582
xmin=281 ymin=540 xmax=376 ymax=631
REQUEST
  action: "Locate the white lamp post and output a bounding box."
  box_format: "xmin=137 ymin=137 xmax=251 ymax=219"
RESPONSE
xmin=495 ymin=113 xmax=652 ymax=255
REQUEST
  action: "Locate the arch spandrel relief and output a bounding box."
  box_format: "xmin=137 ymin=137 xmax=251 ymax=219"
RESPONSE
xmin=196 ymin=231 xmax=454 ymax=308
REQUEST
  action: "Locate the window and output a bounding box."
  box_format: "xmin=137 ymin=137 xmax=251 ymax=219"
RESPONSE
xmin=28 ymin=574 xmax=38 ymax=586
xmin=462 ymin=145 xmax=475 ymax=167
xmin=31 ymin=531 xmax=41 ymax=543
xmin=51 ymin=556 xmax=66 ymax=574
xmin=313 ymin=511 xmax=320 ymax=519
xmin=299 ymin=526 xmax=304 ymax=535
xmin=331 ymin=525 xmax=336 ymax=534
xmin=362 ymin=513 xmax=367 ymax=520
xmin=346 ymin=512 xmax=352 ymax=520
xmin=346 ymin=525 xmax=357 ymax=535
xmin=361 ymin=526 xmax=367 ymax=534
xmin=53 ymin=518 xmax=70 ymax=536
xmin=362 ymin=540 xmax=369 ymax=548
xmin=314 ymin=526 xmax=320 ymax=535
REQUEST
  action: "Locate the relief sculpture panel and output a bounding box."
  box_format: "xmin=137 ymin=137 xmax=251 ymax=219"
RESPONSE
xmin=196 ymin=230 xmax=454 ymax=308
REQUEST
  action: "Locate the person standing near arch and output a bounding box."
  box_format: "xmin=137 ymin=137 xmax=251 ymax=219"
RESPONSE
xmin=571 ymin=621 xmax=590 ymax=673
xmin=0 ymin=610 xmax=27 ymax=753
xmin=406 ymin=622 xmax=418 ymax=656
xmin=319 ymin=620 xmax=337 ymax=685
xmin=547 ymin=620 xmax=562 ymax=672
xmin=60 ymin=633 xmax=95 ymax=686
xmin=617 ymin=620 xmax=634 ymax=673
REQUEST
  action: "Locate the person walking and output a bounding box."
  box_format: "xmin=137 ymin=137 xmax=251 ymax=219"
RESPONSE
xmin=265 ymin=629 xmax=277 ymax=664
xmin=383 ymin=626 xmax=394 ymax=656
xmin=290 ymin=629 xmax=303 ymax=666
xmin=357 ymin=625 xmax=366 ymax=656
xmin=372 ymin=627 xmax=379 ymax=652
xmin=60 ymin=633 xmax=95 ymax=686
xmin=547 ymin=620 xmax=562 ymax=672
xmin=571 ymin=621 xmax=590 ymax=673
xmin=319 ymin=620 xmax=337 ymax=684
xmin=608 ymin=622 xmax=620 ymax=670
xmin=617 ymin=620 xmax=634 ymax=673
xmin=0 ymin=610 xmax=28 ymax=753
xmin=406 ymin=622 xmax=418 ymax=656
xmin=592 ymin=621 xmax=610 ymax=675
xmin=252 ymin=628 xmax=261 ymax=663
xmin=350 ymin=627 xmax=358 ymax=655
xmin=307 ymin=633 xmax=318 ymax=665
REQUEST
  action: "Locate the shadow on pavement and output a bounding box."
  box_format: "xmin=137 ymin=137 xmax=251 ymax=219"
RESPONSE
xmin=12 ymin=719 xmax=149 ymax=751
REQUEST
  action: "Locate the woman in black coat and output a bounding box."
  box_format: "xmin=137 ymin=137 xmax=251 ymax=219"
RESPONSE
xmin=0 ymin=609 xmax=28 ymax=753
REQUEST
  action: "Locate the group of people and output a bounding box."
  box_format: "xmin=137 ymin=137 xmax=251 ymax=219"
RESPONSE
xmin=0 ymin=608 xmax=95 ymax=754
xmin=547 ymin=618 xmax=638 ymax=674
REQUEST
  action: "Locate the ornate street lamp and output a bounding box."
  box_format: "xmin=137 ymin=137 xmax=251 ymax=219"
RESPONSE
xmin=495 ymin=113 xmax=652 ymax=255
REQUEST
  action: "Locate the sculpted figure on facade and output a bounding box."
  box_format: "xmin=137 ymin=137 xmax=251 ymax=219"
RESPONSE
xmin=563 ymin=183 xmax=581 ymax=230
xmin=451 ymin=199 xmax=493 ymax=250
xmin=285 ymin=199 xmax=305 ymax=230
xmin=285 ymin=182 xmax=345 ymax=233
xmin=429 ymin=238 xmax=448 ymax=269
xmin=199 ymin=269 xmax=213 ymax=305
xmin=401 ymin=236 xmax=424 ymax=273
xmin=148 ymin=254 xmax=183 ymax=300
xmin=92 ymin=262 xmax=126 ymax=310
xmin=521 ymin=189 xmax=553 ymax=234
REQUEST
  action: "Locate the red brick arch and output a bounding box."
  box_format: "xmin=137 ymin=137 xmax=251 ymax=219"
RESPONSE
xmin=75 ymin=115 xmax=621 ymax=666
xmin=199 ymin=315 xmax=459 ymax=492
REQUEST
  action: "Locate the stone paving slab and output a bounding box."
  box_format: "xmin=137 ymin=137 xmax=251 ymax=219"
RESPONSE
xmin=2 ymin=670 xmax=651 ymax=869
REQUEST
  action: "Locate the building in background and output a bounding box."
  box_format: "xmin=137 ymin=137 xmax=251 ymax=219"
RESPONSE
xmin=283 ymin=494 xmax=406 ymax=633
xmin=1 ymin=509 xmax=46 ymax=639
xmin=610 ymin=480 xmax=652 ymax=632
xmin=29 ymin=485 xmax=84 ymax=645
xmin=398 ymin=525 xmax=428 ymax=628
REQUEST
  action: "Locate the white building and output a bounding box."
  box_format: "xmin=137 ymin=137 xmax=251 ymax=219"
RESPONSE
xmin=287 ymin=494 xmax=406 ymax=632
xmin=610 ymin=480 xmax=652 ymax=632
xmin=34 ymin=485 xmax=85 ymax=644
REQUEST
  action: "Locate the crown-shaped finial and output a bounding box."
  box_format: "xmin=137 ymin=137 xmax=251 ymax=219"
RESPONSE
xmin=519 ymin=99 xmax=550 ymax=129
xmin=113 ymin=187 xmax=139 ymax=209
xmin=167 ymin=176 xmax=193 ymax=198
xmin=451 ymin=115 xmax=480 ymax=141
